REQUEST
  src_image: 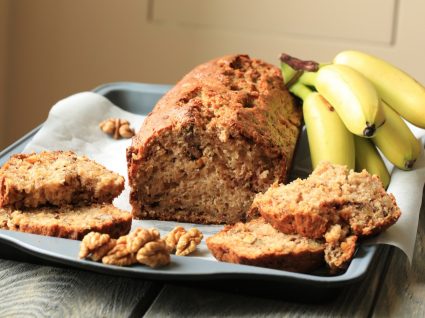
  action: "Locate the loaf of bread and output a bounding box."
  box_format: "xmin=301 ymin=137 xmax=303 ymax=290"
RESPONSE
xmin=127 ymin=54 xmax=302 ymax=224
xmin=0 ymin=151 xmax=124 ymax=209
xmin=251 ymin=162 xmax=401 ymax=239
xmin=1 ymin=203 xmax=132 ymax=240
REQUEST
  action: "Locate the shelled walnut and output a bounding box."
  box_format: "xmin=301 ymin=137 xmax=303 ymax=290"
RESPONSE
xmin=101 ymin=235 xmax=138 ymax=266
xmin=126 ymin=227 xmax=160 ymax=253
xmin=164 ymin=226 xmax=186 ymax=253
xmin=80 ymin=227 xmax=171 ymax=268
xmin=99 ymin=118 xmax=135 ymax=139
xmin=136 ymin=240 xmax=170 ymax=268
xmin=165 ymin=226 xmax=203 ymax=256
xmin=79 ymin=232 xmax=116 ymax=261
xmin=176 ymin=228 xmax=203 ymax=256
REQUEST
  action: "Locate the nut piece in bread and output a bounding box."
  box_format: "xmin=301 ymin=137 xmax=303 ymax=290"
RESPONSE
xmin=0 ymin=151 xmax=125 ymax=209
xmin=127 ymin=54 xmax=302 ymax=224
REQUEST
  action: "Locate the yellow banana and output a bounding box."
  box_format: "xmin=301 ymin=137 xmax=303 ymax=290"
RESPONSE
xmin=290 ymin=82 xmax=355 ymax=169
xmin=315 ymin=64 xmax=385 ymax=137
xmin=372 ymin=102 xmax=421 ymax=170
xmin=334 ymin=50 xmax=425 ymax=128
xmin=354 ymin=136 xmax=390 ymax=189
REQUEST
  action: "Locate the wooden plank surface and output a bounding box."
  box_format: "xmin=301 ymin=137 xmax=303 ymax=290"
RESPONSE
xmin=0 ymin=259 xmax=160 ymax=317
xmin=144 ymin=250 xmax=389 ymax=317
xmin=372 ymin=193 xmax=425 ymax=317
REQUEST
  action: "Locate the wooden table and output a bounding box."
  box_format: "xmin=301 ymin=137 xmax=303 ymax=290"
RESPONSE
xmin=1 ymin=191 xmax=424 ymax=317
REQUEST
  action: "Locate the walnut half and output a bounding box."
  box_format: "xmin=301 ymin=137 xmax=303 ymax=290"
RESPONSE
xmin=80 ymin=227 xmax=172 ymax=268
xmin=102 ymin=236 xmax=138 ymax=266
xmin=99 ymin=118 xmax=135 ymax=139
xmin=165 ymin=226 xmax=203 ymax=256
xmin=136 ymin=240 xmax=170 ymax=268
xmin=79 ymin=232 xmax=116 ymax=261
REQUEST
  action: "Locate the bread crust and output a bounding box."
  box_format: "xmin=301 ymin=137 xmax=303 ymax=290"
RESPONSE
xmin=2 ymin=203 xmax=132 ymax=240
xmin=127 ymin=54 xmax=302 ymax=223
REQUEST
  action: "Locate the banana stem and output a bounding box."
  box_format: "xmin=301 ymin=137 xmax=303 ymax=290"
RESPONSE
xmin=279 ymin=53 xmax=323 ymax=89
xmin=298 ymin=71 xmax=318 ymax=87
xmin=289 ymin=82 xmax=314 ymax=101
xmin=280 ymin=53 xmax=320 ymax=71
xmin=280 ymin=62 xmax=300 ymax=86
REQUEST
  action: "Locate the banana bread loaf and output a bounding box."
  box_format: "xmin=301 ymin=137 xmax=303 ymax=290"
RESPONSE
xmin=2 ymin=203 xmax=132 ymax=240
xmin=251 ymin=162 xmax=401 ymax=239
xmin=127 ymin=54 xmax=302 ymax=224
xmin=0 ymin=151 xmax=125 ymax=209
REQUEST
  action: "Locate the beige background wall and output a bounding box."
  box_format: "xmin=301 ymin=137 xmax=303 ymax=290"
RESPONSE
xmin=0 ymin=0 xmax=10 ymax=147
xmin=1 ymin=0 xmax=425 ymax=148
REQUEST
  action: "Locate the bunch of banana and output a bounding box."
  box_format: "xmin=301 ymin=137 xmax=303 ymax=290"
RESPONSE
xmin=280 ymin=50 xmax=424 ymax=188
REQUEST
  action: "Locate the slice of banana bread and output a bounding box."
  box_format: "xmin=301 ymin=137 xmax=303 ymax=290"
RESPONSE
xmin=206 ymin=218 xmax=325 ymax=273
xmin=3 ymin=203 xmax=132 ymax=240
xmin=0 ymin=151 xmax=125 ymax=209
xmin=251 ymin=162 xmax=401 ymax=239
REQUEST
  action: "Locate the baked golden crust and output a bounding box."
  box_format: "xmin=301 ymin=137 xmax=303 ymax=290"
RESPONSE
xmin=130 ymin=54 xmax=301 ymax=160
xmin=252 ymin=162 xmax=401 ymax=239
xmin=3 ymin=203 xmax=131 ymax=240
xmin=127 ymin=54 xmax=302 ymax=224
xmin=206 ymin=218 xmax=325 ymax=273
xmin=0 ymin=151 xmax=124 ymax=209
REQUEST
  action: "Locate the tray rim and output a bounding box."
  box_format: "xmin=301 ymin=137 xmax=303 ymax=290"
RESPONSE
xmin=0 ymin=229 xmax=384 ymax=288
xmin=0 ymin=81 xmax=387 ymax=288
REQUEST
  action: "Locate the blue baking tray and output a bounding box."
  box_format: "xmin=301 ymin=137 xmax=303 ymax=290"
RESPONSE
xmin=0 ymin=82 xmax=389 ymax=300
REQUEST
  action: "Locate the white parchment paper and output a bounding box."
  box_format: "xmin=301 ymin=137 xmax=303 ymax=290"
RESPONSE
xmin=23 ymin=92 xmax=425 ymax=262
